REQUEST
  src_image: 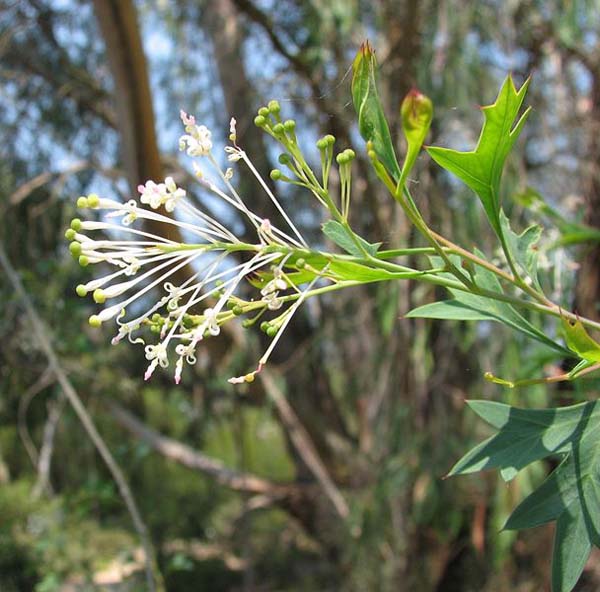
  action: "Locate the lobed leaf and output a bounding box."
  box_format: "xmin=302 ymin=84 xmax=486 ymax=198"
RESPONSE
xmin=451 ymin=400 xmax=600 ymax=592
xmin=499 ymin=210 xmax=543 ymax=290
xmin=427 ymin=76 xmax=531 ymax=236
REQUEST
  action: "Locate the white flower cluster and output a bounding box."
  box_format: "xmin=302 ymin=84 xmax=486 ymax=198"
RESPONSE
xmin=69 ymin=113 xmax=317 ymax=385
xmin=178 ymin=111 xmax=213 ymax=156
xmin=138 ymin=177 xmax=186 ymax=212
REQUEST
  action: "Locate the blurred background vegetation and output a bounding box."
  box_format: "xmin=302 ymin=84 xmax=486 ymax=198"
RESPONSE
xmin=1 ymin=0 xmax=600 ymax=590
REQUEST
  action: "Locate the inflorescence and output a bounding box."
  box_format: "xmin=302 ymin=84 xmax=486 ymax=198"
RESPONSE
xmin=67 ymin=103 xmax=357 ymax=385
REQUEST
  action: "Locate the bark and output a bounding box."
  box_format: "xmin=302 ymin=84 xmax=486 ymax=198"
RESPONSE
xmin=575 ymin=66 xmax=600 ymax=321
xmin=93 ymin=0 xmax=190 ymax=286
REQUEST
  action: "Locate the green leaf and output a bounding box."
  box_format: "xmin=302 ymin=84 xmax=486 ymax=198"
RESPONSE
xmin=405 ymin=300 xmax=493 ymax=321
xmin=562 ymin=317 xmax=600 ymax=363
xmin=427 ymin=76 xmax=531 ymax=236
xmin=352 ymin=42 xmax=401 ymax=180
xmin=322 ymin=220 xmax=381 ymax=257
xmin=329 ymin=260 xmax=424 ymax=283
xmin=451 ymin=400 xmax=600 ymax=592
xmin=408 ymin=254 xmax=570 ymax=356
xmin=499 ymin=210 xmax=543 ymax=290
xmin=552 ymin=510 xmax=592 ymax=592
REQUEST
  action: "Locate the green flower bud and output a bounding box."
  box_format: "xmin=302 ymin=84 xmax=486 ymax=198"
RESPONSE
xmin=232 ymin=305 xmax=243 ymax=316
xmin=400 ymin=89 xmax=433 ymax=135
xmin=344 ymin=148 xmax=356 ymax=160
xmin=78 ymin=255 xmax=89 ymax=267
xmin=324 ymin=134 xmax=335 ymax=146
xmin=316 ymin=138 xmax=327 ymax=150
xmin=76 ymin=284 xmax=87 ymax=297
xmin=266 ymin=325 xmax=278 ymax=338
xmin=278 ymin=153 xmax=291 ymax=165
xmin=272 ymin=123 xmax=284 ymax=136
xmin=69 ymin=241 xmax=82 ymax=257
xmin=65 ymin=228 xmax=76 ymax=241
xmin=283 ymin=119 xmax=296 ymax=132
xmin=87 ymin=193 xmax=100 ymax=207
xmin=268 ymin=100 xmax=281 ymax=114
xmin=93 ymin=289 xmax=106 ymax=304
xmin=260 ymin=321 xmax=270 ymax=333
xmin=242 ymin=319 xmax=253 ymax=328
xmin=270 ymin=169 xmax=283 ymax=181
xmin=295 ymin=258 xmax=306 ymax=269
xmin=76 ymin=196 xmax=88 ymax=208
xmin=70 ymin=218 xmax=82 ymax=231
xmin=254 ymin=115 xmax=266 ymax=127
xmin=336 ymin=153 xmax=345 ymax=165
xmin=89 ymin=315 xmax=102 ymax=328
xmin=258 ymin=107 xmax=270 ymax=117
xmin=151 ymin=313 xmax=161 ymax=323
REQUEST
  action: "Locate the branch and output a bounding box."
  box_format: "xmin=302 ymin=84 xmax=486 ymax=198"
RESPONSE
xmin=231 ymin=0 xmax=315 ymax=84
xmin=105 ymin=399 xmax=291 ymax=497
xmin=0 ymin=243 xmax=162 ymax=592
xmin=259 ymin=369 xmax=350 ymax=519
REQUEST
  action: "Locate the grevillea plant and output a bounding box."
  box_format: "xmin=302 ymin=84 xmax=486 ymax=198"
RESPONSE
xmin=66 ymin=42 xmax=600 ymax=591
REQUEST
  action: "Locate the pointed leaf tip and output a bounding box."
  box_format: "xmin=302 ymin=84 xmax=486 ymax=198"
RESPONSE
xmin=426 ymin=75 xmax=532 ymax=237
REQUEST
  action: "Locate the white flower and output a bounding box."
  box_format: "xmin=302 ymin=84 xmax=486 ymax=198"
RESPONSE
xmin=202 ymin=308 xmax=220 ymax=336
xmin=138 ymin=180 xmax=167 ymax=209
xmin=72 ymin=110 xmax=314 ymax=385
xmin=179 ymin=111 xmax=213 ymax=156
xmin=229 ymin=117 xmax=237 ymax=142
xmin=225 ymin=146 xmax=243 ymax=162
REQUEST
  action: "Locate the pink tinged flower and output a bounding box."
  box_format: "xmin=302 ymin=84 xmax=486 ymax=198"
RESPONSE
xmin=139 ymin=180 xmax=167 ymax=209
xmin=180 ymin=110 xmax=196 ymax=129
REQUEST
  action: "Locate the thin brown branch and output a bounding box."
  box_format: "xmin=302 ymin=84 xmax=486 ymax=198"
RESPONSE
xmin=105 ymin=400 xmax=291 ymax=497
xmin=17 ymin=366 xmax=55 ymax=470
xmin=32 ymin=394 xmax=66 ymax=498
xmin=259 ymin=369 xmax=349 ymax=519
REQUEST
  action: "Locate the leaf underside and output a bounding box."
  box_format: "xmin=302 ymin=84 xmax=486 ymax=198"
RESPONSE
xmin=451 ymin=400 xmax=600 ymax=592
xmin=407 ymin=254 xmax=569 ymax=356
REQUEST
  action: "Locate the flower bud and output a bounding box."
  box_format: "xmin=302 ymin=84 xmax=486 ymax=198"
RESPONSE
xmin=401 ymin=89 xmax=433 ymax=135
xmin=89 ymin=315 xmax=102 ymax=328
xmin=93 ymin=289 xmax=106 ymax=304
xmin=69 ymin=241 xmax=82 ymax=257
xmin=87 ymin=193 xmax=100 ymax=208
